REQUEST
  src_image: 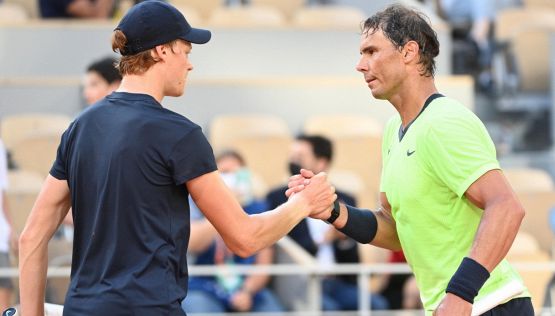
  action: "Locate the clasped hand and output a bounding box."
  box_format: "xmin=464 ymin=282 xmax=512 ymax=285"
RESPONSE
xmin=285 ymin=169 xmax=337 ymax=219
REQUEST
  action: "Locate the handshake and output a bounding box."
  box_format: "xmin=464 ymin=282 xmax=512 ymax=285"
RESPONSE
xmin=285 ymin=169 xmax=338 ymax=222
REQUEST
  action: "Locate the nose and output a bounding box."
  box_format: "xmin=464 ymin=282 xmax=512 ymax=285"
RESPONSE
xmin=356 ymin=57 xmax=367 ymax=73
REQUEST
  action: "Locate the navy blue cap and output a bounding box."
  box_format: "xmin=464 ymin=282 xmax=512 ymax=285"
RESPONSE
xmin=115 ymin=0 xmax=211 ymax=56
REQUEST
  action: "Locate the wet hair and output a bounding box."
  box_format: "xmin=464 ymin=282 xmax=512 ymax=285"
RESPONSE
xmin=87 ymin=57 xmax=122 ymax=84
xmin=111 ymin=30 xmax=178 ymax=76
xmin=362 ymin=4 xmax=440 ymax=77
xmin=296 ymin=135 xmax=333 ymax=162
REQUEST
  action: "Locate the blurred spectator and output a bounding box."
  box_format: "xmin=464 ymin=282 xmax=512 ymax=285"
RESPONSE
xmin=379 ymin=250 xmax=422 ymax=310
xmin=83 ymin=56 xmax=122 ymax=106
xmin=183 ymin=150 xmax=284 ymax=313
xmin=266 ymin=134 xmax=389 ymax=311
xmin=434 ymin=0 xmax=495 ymax=90
xmin=0 ymin=139 xmax=17 ymax=311
xmin=39 ymin=0 xmax=116 ymax=18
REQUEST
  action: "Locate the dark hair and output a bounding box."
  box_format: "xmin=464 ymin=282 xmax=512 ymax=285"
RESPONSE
xmin=296 ymin=135 xmax=333 ymax=162
xmin=216 ymin=149 xmax=246 ymax=166
xmin=362 ymin=4 xmax=439 ymax=77
xmin=87 ymin=56 xmax=122 ymax=84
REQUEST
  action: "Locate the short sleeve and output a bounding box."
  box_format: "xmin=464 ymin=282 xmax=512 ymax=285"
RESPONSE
xmin=50 ymin=129 xmax=70 ymax=180
xmin=0 ymin=140 xmax=8 ymax=190
xmin=419 ymin=110 xmax=500 ymax=197
xmin=168 ymin=128 xmax=217 ymax=185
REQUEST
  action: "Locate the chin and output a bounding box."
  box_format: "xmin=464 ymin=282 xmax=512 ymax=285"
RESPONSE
xmin=370 ymin=90 xmax=386 ymax=100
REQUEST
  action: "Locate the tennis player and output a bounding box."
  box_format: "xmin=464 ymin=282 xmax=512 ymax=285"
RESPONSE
xmin=289 ymin=4 xmax=533 ymax=316
xmin=18 ymin=1 xmax=336 ymax=315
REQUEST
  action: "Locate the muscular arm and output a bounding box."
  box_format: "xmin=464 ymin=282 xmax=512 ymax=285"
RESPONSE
xmin=187 ymin=171 xmax=334 ymax=258
xmin=331 ymin=192 xmax=402 ymax=251
xmin=434 ymin=169 xmax=525 ymax=315
xmin=66 ymin=0 xmax=114 ymax=18
xmin=465 ymin=169 xmax=525 ymax=271
xmin=19 ymin=176 xmax=71 ymax=316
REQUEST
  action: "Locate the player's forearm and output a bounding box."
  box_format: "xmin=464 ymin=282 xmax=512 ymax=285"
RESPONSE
xmin=227 ymin=197 xmax=309 ymax=258
xmin=331 ymin=203 xmax=402 ymax=251
xmin=469 ymin=196 xmax=524 ymax=272
xmin=19 ymin=233 xmax=49 ymax=316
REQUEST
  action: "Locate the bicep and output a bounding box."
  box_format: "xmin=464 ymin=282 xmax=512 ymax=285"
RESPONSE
xmin=464 ymin=169 xmax=515 ymax=209
xmin=22 ymin=175 xmax=71 ymax=238
xmin=186 ymin=171 xmax=248 ymax=240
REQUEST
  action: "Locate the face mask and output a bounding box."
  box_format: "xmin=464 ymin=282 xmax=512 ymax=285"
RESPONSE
xmin=288 ymin=162 xmax=302 ymax=176
xmin=220 ymin=168 xmax=253 ymax=206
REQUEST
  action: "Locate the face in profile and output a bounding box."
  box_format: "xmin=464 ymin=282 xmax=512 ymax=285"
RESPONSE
xmin=356 ymin=29 xmax=407 ymax=100
xmin=162 ymin=40 xmax=194 ymax=98
xmin=83 ymin=71 xmax=120 ymax=105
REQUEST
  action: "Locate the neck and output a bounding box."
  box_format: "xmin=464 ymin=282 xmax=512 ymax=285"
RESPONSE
xmin=389 ymin=75 xmax=438 ymax=128
xmin=117 ymin=72 xmax=165 ymax=104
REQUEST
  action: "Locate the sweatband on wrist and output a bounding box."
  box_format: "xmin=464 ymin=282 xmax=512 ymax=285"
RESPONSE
xmin=338 ymin=205 xmax=378 ymax=244
xmin=446 ymin=257 xmax=490 ymax=304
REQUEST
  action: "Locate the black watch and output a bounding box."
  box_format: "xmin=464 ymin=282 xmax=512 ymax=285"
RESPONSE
xmin=326 ymin=200 xmax=341 ymax=224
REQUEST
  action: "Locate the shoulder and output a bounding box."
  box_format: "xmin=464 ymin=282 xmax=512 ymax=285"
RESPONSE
xmin=425 ymin=96 xmax=481 ymax=126
xmin=417 ymin=96 xmax=487 ymax=140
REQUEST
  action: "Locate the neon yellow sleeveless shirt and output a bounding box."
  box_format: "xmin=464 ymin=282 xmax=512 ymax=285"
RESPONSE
xmin=380 ymin=96 xmax=529 ymax=314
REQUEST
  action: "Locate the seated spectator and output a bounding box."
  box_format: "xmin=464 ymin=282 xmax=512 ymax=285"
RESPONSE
xmin=266 ymin=134 xmax=388 ymax=311
xmin=83 ymin=56 xmax=122 ymax=106
xmin=378 ymin=250 xmax=422 ymax=310
xmin=183 ymin=150 xmax=284 ymax=313
xmin=39 ymin=0 xmax=115 ymax=18
xmin=434 ymin=0 xmax=495 ymax=90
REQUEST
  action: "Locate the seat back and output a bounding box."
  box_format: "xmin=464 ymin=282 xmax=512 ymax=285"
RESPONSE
xmin=503 ymin=167 xmax=555 ymax=192
xmin=1 ymin=113 xmax=70 ymax=150
xmin=207 ymin=5 xmax=286 ymax=28
xmin=0 ymin=2 xmax=28 ymax=23
xmin=6 ymin=169 xmax=44 ymax=234
xmin=168 ymin=0 xmax=223 ymax=19
xmin=511 ymin=28 xmax=555 ymax=92
xmin=507 ymin=236 xmax=552 ymax=311
xmin=11 ymin=131 xmax=62 ymax=177
xmin=250 ymin=0 xmax=304 ymax=19
xmin=292 ymin=5 xmax=366 ymax=30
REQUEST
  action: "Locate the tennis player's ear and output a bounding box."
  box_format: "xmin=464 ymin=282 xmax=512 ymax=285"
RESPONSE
xmin=402 ymin=40 xmax=419 ymax=64
xmin=152 ymin=45 xmax=168 ymax=61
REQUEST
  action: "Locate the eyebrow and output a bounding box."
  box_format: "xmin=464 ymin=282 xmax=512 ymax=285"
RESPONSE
xmin=360 ymin=45 xmax=376 ymax=55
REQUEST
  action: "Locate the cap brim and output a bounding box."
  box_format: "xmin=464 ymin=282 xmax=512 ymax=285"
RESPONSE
xmin=182 ymin=27 xmax=211 ymax=44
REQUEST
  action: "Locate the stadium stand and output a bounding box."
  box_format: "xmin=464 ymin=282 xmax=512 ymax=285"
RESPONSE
xmin=207 ymin=5 xmax=286 ymax=28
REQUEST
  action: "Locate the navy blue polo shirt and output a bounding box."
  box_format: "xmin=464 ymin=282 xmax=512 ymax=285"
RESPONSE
xmin=50 ymin=92 xmax=217 ymax=315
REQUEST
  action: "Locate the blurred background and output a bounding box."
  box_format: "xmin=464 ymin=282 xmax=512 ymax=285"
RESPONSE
xmin=1 ymin=0 xmax=555 ymax=315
